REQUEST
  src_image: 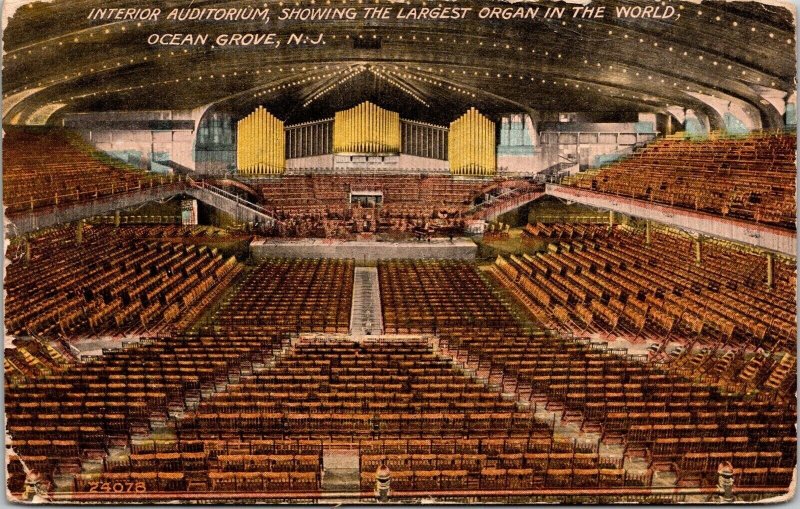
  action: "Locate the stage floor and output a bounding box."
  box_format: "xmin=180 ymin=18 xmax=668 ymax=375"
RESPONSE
xmin=250 ymin=237 xmax=477 ymax=260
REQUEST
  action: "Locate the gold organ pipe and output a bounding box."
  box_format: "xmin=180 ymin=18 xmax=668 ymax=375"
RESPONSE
xmin=249 ymin=112 xmax=254 ymax=171
xmin=263 ymin=107 xmax=268 ymax=173
xmin=245 ymin=114 xmax=250 ymax=171
xmin=257 ymin=107 xmax=262 ymax=173
xmin=236 ymin=106 xmax=286 ymax=174
xmin=264 ymin=107 xmax=269 ymax=173
xmin=262 ymin=107 xmax=266 ymax=174
xmin=249 ymin=115 xmax=252 ymax=171
xmin=332 ymin=101 xmax=400 ymax=154
xmin=269 ymin=113 xmax=274 ymax=173
xmin=247 ymin=113 xmax=252 ymax=171
xmin=265 ymin=108 xmax=270 ymax=173
xmin=248 ymin=112 xmax=252 ymax=171
xmin=448 ymin=107 xmax=496 ymax=176
xmin=361 ymin=103 xmax=366 ymax=153
xmin=367 ymin=102 xmax=371 ymax=152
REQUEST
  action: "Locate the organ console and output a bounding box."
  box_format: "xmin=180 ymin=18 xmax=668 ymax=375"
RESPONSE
xmin=236 ymin=106 xmax=285 ymax=174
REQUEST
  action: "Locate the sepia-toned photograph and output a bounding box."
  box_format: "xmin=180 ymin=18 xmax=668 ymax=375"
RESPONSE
xmin=2 ymin=0 xmax=797 ymax=504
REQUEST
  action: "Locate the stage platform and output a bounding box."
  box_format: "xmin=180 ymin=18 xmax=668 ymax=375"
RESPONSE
xmin=250 ymin=237 xmax=477 ymax=261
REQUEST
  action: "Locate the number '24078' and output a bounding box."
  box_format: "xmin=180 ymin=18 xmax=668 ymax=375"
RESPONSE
xmin=86 ymin=481 xmax=147 ymax=493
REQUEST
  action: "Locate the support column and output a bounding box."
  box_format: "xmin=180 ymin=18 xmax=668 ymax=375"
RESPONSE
xmin=645 ymin=220 xmax=652 ymax=245
xmin=608 ymin=210 xmax=614 ymax=227
xmin=766 ymin=253 xmax=774 ymax=289
xmin=114 ymin=210 xmax=121 ymax=227
xmin=23 ymin=240 xmax=31 ymax=265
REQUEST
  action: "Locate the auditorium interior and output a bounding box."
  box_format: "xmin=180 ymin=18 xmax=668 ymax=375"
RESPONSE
xmin=2 ymin=0 xmax=797 ymax=504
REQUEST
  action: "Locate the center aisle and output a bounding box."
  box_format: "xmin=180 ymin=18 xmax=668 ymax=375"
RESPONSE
xmin=350 ymin=267 xmax=384 ymax=336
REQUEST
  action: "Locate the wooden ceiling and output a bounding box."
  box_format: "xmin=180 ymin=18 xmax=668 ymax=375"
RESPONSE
xmin=3 ymin=0 xmax=795 ymax=126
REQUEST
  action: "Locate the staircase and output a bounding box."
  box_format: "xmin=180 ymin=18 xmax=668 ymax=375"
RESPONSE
xmin=185 ymin=178 xmax=276 ymax=226
xmin=349 ymin=267 xmax=383 ymax=336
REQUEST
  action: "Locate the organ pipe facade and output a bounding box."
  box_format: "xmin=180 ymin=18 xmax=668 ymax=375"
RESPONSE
xmin=333 ymin=102 xmax=401 ymax=153
xmin=401 ymin=120 xmax=448 ymax=160
xmin=285 ymin=119 xmax=333 ymax=159
xmin=236 ymin=106 xmax=285 ymax=174
xmin=448 ymin=108 xmax=496 ymax=176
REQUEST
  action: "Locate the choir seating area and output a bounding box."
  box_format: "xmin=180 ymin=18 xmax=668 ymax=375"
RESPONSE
xmin=4 ymin=225 xmax=242 ymax=338
xmin=256 ymin=176 xmax=505 ymax=216
xmin=253 ymin=176 xmax=525 ymax=238
xmin=2 ymin=128 xmax=179 ymax=215
xmin=563 ymin=132 xmax=796 ymax=229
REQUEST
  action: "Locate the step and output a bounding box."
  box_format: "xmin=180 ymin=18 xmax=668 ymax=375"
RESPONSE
xmin=322 ymin=448 xmax=360 ymax=493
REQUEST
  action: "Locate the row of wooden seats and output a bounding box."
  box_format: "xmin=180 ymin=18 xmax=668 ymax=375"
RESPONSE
xmin=523 ymin=222 xmax=615 ymax=240
xmin=361 ymin=467 xmax=652 ymax=491
xmin=74 ymin=471 xmax=320 ymax=493
xmin=209 ymin=258 xmax=353 ymax=333
xmin=436 ymin=328 xmax=796 ymax=486
xmin=5 ymin=225 xmax=241 ymax=338
xmin=129 ymin=438 xmax=324 ymax=456
xmin=493 ymin=227 xmax=795 ymax=355
xmin=73 ymin=472 xmax=187 ymax=492
xmin=361 ymin=451 xmax=622 ymax=472
xmin=207 ymin=471 xmax=318 ymax=492
xmin=567 ymin=132 xmax=796 ymax=229
xmin=360 ymin=437 xmax=594 ymax=456
xmin=379 ymin=260 xmax=519 ymax=333
xmin=3 ymin=127 xmax=175 ymax=214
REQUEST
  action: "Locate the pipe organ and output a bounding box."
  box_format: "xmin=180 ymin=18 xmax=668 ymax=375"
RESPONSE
xmin=333 ymin=102 xmax=401 ymax=154
xmin=285 ymin=119 xmax=333 ymax=159
xmin=401 ymin=120 xmax=448 ymax=160
xmin=448 ymin=108 xmax=496 ymax=176
xmin=236 ymin=106 xmax=285 ymax=174
xmin=234 ymin=104 xmax=499 ymax=175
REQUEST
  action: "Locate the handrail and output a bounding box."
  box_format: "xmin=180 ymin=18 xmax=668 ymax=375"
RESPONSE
xmin=187 ymin=177 xmax=275 ymax=220
xmin=470 ymin=187 xmax=545 ymax=219
xmin=548 ymin=185 xmax=796 ymax=237
xmin=6 ymin=177 xmax=186 ymax=218
xmin=469 ymin=185 xmax=544 ymax=212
